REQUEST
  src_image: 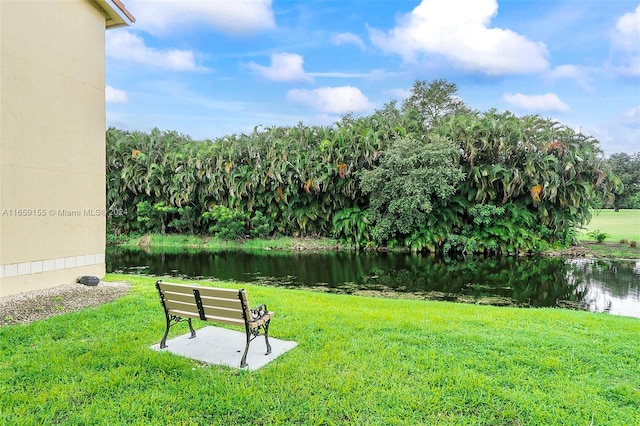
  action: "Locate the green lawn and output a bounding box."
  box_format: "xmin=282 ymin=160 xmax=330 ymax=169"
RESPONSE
xmin=1 ymin=275 xmax=639 ymax=425
xmin=581 ymin=209 xmax=640 ymax=243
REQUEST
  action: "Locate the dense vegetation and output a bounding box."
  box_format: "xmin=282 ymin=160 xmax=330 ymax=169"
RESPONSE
xmin=607 ymin=152 xmax=640 ymax=209
xmin=106 ymin=79 xmax=623 ymax=254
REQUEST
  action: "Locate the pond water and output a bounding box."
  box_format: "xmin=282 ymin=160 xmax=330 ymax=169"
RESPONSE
xmin=106 ymin=247 xmax=640 ymax=319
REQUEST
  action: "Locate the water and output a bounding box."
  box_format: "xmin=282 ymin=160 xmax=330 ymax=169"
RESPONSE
xmin=106 ymin=247 xmax=640 ymax=318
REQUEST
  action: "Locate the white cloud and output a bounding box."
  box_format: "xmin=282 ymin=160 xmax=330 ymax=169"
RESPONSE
xmin=369 ymin=0 xmax=549 ymax=75
xmin=622 ymin=106 xmax=640 ymax=129
xmin=247 ymin=53 xmax=313 ymax=82
xmin=286 ymin=86 xmax=374 ymax=114
xmin=332 ymin=33 xmax=366 ymax=50
xmin=105 ymin=85 xmax=128 ymax=103
xmin=106 ymin=31 xmax=199 ymax=71
xmin=127 ymin=0 xmax=275 ymax=36
xmin=611 ymin=4 xmax=640 ymax=77
xmin=503 ymin=93 xmax=571 ymax=113
xmin=386 ymin=88 xmax=412 ymax=100
xmin=614 ymin=56 xmax=640 ymax=77
xmin=612 ymin=4 xmax=640 ymax=51
xmin=547 ymin=65 xmax=594 ymax=93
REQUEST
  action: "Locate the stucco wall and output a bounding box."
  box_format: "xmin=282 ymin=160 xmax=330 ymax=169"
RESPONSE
xmin=0 ymin=1 xmax=108 ymax=296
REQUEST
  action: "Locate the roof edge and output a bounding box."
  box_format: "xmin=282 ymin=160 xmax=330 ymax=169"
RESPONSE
xmin=93 ymin=0 xmax=136 ymax=29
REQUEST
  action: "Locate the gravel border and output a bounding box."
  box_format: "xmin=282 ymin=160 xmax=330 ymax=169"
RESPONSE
xmin=0 ymin=281 xmax=130 ymax=326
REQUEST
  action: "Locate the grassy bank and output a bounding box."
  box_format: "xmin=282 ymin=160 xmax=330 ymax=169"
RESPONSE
xmin=1 ymin=275 xmax=638 ymax=425
xmin=116 ymin=233 xmax=346 ymax=252
xmin=581 ymin=209 xmax=640 ymax=243
xmin=114 ymin=232 xmax=640 ymax=259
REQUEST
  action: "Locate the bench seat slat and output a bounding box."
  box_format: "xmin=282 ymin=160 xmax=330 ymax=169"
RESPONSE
xmin=165 ymin=309 xmax=246 ymax=326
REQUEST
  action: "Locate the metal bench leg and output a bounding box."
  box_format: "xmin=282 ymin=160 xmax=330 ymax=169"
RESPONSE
xmin=160 ymin=316 xmax=171 ymax=349
xmin=264 ymin=320 xmax=272 ymax=355
xmin=187 ymin=318 xmax=196 ymax=339
xmin=240 ymin=328 xmax=251 ymax=368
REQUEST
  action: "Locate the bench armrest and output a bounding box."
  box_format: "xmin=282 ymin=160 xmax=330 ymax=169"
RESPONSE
xmin=251 ymin=304 xmax=269 ymax=320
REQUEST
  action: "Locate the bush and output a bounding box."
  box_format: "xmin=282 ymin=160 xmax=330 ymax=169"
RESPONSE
xmin=630 ymin=240 xmax=637 ymax=248
xmin=249 ymin=211 xmax=275 ymax=238
xmin=587 ymin=229 xmax=609 ymax=243
xmin=202 ymin=205 xmax=248 ymax=240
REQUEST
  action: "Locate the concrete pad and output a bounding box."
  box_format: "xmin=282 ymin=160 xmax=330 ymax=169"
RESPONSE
xmin=150 ymin=326 xmax=297 ymax=371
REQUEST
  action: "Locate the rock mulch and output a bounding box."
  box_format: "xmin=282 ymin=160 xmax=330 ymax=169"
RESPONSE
xmin=0 ymin=281 xmax=130 ymax=326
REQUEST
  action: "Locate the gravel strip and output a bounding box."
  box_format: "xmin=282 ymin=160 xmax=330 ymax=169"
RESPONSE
xmin=0 ymin=281 xmax=130 ymax=326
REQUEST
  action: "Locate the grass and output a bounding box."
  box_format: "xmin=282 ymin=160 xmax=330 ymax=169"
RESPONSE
xmin=581 ymin=209 xmax=640 ymax=243
xmin=1 ymin=275 xmax=639 ymax=425
xmin=119 ymin=234 xmax=344 ymax=252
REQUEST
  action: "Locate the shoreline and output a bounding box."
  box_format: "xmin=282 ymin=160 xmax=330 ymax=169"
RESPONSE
xmin=109 ymin=234 xmax=640 ymax=260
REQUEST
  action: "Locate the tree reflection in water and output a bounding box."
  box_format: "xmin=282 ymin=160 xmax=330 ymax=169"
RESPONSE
xmin=107 ymin=247 xmax=640 ymax=317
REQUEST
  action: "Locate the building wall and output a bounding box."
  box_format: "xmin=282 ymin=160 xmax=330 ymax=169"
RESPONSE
xmin=0 ymin=1 xmax=108 ymax=296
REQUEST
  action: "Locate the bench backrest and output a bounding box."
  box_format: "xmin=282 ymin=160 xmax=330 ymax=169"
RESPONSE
xmin=156 ymin=281 xmax=253 ymax=327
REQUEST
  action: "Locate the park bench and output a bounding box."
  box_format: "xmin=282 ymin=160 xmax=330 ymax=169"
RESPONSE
xmin=155 ymin=280 xmax=273 ymax=368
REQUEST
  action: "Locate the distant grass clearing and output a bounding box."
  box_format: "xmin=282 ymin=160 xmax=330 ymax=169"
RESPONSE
xmin=581 ymin=209 xmax=640 ymax=242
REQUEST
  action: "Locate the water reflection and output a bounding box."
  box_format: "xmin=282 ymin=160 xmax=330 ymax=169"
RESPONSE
xmin=106 ymin=247 xmax=640 ymax=318
xmin=568 ymin=259 xmax=640 ymax=317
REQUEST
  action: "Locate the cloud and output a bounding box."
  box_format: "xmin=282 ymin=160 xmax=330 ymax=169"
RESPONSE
xmin=286 ymin=86 xmax=374 ymax=114
xmin=611 ymin=4 xmax=640 ymax=77
xmin=547 ymin=65 xmax=594 ymax=93
xmin=588 ymin=108 xmax=640 ymax=155
xmin=332 ymin=33 xmax=366 ymax=50
xmin=126 ymin=0 xmax=275 ymax=36
xmin=105 ymin=85 xmax=128 ymax=103
xmin=503 ymin=93 xmax=571 ymax=113
xmin=369 ymin=0 xmax=549 ymax=75
xmin=106 ymin=31 xmax=200 ymax=71
xmin=612 ymin=4 xmax=640 ymax=51
xmin=622 ymin=106 xmax=640 ymax=129
xmin=386 ymin=88 xmax=412 ymax=100
xmin=247 ymin=53 xmax=313 ymax=82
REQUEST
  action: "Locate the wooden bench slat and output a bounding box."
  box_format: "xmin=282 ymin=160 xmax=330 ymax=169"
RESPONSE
xmin=167 ymin=308 xmax=246 ymax=326
xmin=159 ymin=282 xmax=240 ymax=299
xmin=201 ymin=315 xmax=246 ymax=326
xmin=164 ymin=300 xmax=200 ymax=316
xmin=165 ymin=309 xmax=201 ymax=320
xmin=161 ymin=292 xmax=243 ymax=310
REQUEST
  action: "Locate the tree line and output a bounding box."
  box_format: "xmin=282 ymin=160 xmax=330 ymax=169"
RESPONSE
xmin=106 ymin=79 xmax=625 ymax=254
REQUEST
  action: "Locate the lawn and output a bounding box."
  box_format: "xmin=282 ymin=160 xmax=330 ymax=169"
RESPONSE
xmin=1 ymin=275 xmax=639 ymax=425
xmin=581 ymin=209 xmax=640 ymax=243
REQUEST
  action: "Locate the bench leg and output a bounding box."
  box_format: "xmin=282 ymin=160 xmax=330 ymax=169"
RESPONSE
xmin=160 ymin=316 xmax=171 ymax=349
xmin=240 ymin=329 xmax=251 ymax=368
xmin=187 ymin=318 xmax=196 ymax=339
xmin=160 ymin=316 xmax=195 ymax=349
xmin=264 ymin=320 xmax=272 ymax=355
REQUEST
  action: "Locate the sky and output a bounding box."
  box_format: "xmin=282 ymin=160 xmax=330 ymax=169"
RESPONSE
xmin=105 ymin=0 xmax=640 ymax=156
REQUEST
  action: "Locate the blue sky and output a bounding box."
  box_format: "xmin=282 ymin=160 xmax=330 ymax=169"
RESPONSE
xmin=105 ymin=0 xmax=640 ymax=155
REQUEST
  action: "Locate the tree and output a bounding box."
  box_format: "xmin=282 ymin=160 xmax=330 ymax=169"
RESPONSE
xmin=359 ymin=136 xmax=465 ymax=244
xmin=401 ymin=79 xmax=473 ymax=129
xmin=607 ymin=152 xmax=640 ymax=209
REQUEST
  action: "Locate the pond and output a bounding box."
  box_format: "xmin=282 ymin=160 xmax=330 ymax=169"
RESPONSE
xmin=106 ymin=247 xmax=640 ymax=319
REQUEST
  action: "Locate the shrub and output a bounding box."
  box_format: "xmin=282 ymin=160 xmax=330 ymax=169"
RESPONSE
xmin=249 ymin=211 xmax=274 ymax=238
xmin=587 ymin=229 xmax=608 ymax=243
xmin=620 ymin=238 xmax=629 ymax=244
xmin=202 ymin=205 xmax=248 ymax=240
xmin=630 ymin=240 xmax=637 ymax=248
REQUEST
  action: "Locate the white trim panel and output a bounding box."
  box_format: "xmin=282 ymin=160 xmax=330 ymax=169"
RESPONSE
xmin=1 ymin=253 xmax=105 ymax=279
